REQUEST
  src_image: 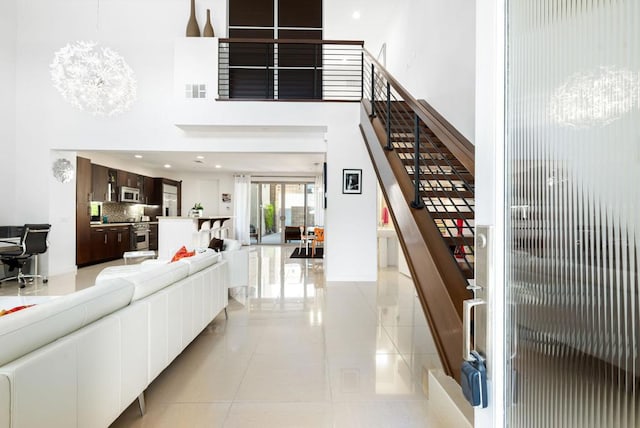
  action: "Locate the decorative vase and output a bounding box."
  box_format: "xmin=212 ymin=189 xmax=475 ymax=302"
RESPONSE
xmin=203 ymin=9 xmax=215 ymax=37
xmin=186 ymin=0 xmax=200 ymax=37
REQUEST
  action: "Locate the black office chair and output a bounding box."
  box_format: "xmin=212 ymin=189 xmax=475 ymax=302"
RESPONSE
xmin=0 ymin=224 xmax=51 ymax=288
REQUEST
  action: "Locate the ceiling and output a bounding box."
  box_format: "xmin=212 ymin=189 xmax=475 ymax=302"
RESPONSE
xmin=87 ymin=151 xmax=326 ymax=176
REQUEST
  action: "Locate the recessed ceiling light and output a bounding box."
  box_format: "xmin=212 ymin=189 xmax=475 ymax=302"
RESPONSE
xmin=134 ymin=154 xmax=143 ymax=159
xmin=196 ymin=155 xmax=204 ymax=160
xmin=164 ymin=164 xmax=171 ymax=168
xmin=352 ymin=11 xmax=361 ymax=20
xmin=215 ymin=164 xmax=222 ymax=169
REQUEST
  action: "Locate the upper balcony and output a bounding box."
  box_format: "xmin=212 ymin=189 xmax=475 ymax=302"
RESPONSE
xmin=172 ymin=37 xmax=364 ymax=129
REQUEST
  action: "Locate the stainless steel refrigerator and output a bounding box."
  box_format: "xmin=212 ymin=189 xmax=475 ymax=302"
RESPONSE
xmin=162 ymin=184 xmax=178 ymax=217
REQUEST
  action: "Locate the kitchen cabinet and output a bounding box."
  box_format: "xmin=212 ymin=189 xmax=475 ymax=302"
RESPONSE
xmin=117 ymin=170 xmax=143 ymax=190
xmin=91 ymin=164 xmax=117 ymax=202
xmin=90 ymin=228 xmax=109 ymax=262
xmin=90 ymin=225 xmax=131 ymax=263
xmin=143 ymin=176 xmax=155 ymax=205
xmin=112 ymin=226 xmax=131 ymax=257
xmin=76 ymin=157 xmax=92 ymax=266
xmin=149 ymin=223 xmax=158 ymax=251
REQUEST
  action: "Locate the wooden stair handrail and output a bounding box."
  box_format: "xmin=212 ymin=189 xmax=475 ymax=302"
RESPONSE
xmin=360 ymin=106 xmax=469 ymax=382
xmin=363 ymin=49 xmax=475 ymax=175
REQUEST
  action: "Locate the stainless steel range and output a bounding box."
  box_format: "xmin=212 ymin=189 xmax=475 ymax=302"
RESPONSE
xmin=131 ymin=223 xmax=150 ymax=250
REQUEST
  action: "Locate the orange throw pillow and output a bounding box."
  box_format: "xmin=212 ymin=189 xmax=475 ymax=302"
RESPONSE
xmin=0 ymin=304 xmax=36 ymax=317
xmin=170 ymin=246 xmax=196 ymax=262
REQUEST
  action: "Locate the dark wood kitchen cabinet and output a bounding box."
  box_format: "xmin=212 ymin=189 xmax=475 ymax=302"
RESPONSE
xmin=90 ymin=227 xmax=109 ymax=262
xmin=90 ymin=225 xmax=131 ymax=263
xmin=149 ymin=223 xmax=158 ymax=251
xmin=91 ymin=164 xmax=117 ymax=202
xmin=117 ymin=170 xmax=143 ymax=190
xmin=142 ymin=176 xmax=155 ymax=205
xmin=76 ymin=157 xmax=92 ymax=266
xmin=111 ymin=226 xmax=131 ymax=257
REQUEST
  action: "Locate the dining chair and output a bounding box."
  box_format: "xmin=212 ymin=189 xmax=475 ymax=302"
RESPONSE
xmin=311 ymin=227 xmax=324 ymax=256
xmin=299 ymin=226 xmax=312 ymax=255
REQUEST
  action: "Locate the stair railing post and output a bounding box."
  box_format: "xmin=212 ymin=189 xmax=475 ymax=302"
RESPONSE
xmin=411 ymin=113 xmax=425 ymax=209
xmin=370 ymin=63 xmax=376 ymax=117
xmin=265 ymin=42 xmax=271 ymax=99
xmin=313 ymin=43 xmax=318 ymax=99
xmin=360 ymin=50 xmax=364 ymax=101
xmin=385 ymin=81 xmax=392 ymax=150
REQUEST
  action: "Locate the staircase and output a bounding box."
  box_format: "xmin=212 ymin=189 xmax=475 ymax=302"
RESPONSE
xmin=360 ymin=53 xmax=475 ymax=382
xmin=378 ymin=100 xmax=475 ymax=280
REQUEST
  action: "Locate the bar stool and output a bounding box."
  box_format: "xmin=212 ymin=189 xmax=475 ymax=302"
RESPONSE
xmin=199 ymin=220 xmax=212 ymax=247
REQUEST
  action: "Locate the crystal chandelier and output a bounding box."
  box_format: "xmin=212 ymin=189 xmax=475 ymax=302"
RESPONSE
xmin=50 ymin=41 xmax=137 ymax=116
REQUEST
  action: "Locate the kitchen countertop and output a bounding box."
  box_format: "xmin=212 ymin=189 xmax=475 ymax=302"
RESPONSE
xmin=90 ymin=222 xmax=158 ymax=228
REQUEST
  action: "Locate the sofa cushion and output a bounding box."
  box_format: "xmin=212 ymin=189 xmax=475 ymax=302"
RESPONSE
xmin=177 ymin=249 xmax=221 ymax=275
xmin=95 ymin=265 xmax=147 ymax=283
xmin=0 ymin=279 xmax=134 ymax=366
xmin=223 ymin=239 xmax=242 ymax=251
xmin=125 ymin=262 xmax=190 ymax=302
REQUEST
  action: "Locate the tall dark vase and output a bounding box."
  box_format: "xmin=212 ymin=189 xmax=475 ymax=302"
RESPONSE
xmin=186 ymin=0 xmax=200 ymax=37
xmin=203 ymin=9 xmax=215 ymax=37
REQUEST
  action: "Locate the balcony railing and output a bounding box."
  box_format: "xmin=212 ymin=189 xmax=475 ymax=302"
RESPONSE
xmin=218 ymin=38 xmax=364 ymax=101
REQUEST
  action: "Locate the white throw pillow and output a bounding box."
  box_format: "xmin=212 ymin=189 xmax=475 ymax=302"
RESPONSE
xmin=223 ymin=239 xmax=242 ymax=251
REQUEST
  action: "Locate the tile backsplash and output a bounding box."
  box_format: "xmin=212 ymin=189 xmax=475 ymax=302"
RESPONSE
xmin=102 ymin=202 xmax=145 ymax=223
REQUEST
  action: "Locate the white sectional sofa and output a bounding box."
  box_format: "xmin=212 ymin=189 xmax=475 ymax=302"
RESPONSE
xmin=0 ymin=249 xmax=228 ymax=428
xmin=220 ymin=238 xmax=250 ymax=288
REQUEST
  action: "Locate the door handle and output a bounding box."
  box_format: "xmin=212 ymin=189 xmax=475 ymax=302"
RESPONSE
xmin=463 ymin=298 xmax=485 ymax=361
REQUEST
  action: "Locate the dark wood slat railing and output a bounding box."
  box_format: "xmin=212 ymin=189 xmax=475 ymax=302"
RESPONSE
xmin=218 ymin=38 xmax=364 ymax=101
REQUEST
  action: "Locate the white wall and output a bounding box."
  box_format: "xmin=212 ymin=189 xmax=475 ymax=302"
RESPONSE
xmin=47 ymin=151 xmax=77 ymax=276
xmin=0 ymin=0 xmax=17 ymax=225
xmin=325 ymin=0 xmax=476 ymax=142
xmin=6 ymin=0 xmax=477 ymax=281
xmin=8 ymin=0 xmax=377 ymax=282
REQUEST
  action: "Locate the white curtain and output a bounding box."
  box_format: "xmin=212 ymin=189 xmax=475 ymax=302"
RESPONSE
xmin=233 ymin=175 xmax=251 ymax=245
xmin=314 ymin=174 xmax=324 ymax=226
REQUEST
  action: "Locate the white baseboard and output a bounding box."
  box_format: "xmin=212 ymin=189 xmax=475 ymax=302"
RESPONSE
xmin=428 ymin=370 xmax=473 ymax=428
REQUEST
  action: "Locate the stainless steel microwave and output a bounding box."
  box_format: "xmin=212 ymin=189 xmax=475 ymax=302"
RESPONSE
xmin=120 ymin=186 xmax=140 ymax=203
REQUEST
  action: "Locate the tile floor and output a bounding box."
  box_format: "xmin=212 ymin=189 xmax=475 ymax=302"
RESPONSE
xmin=1 ymin=246 xmax=444 ymax=427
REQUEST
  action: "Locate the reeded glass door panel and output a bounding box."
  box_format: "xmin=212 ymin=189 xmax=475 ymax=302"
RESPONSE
xmin=505 ymin=1 xmax=639 ymax=427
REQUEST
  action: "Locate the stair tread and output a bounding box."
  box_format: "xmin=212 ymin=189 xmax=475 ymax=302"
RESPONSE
xmin=406 ymin=172 xmax=474 ymax=182
xmin=421 ymin=190 xmax=474 ymax=198
xmin=429 ymin=211 xmax=475 ymax=220
xmin=442 ymin=236 xmax=474 ymax=245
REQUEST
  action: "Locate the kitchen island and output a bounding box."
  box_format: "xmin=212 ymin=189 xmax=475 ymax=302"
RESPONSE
xmin=157 ymin=216 xmax=232 ymax=260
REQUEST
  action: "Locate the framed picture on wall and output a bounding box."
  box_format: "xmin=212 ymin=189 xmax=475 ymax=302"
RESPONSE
xmin=342 ymin=169 xmax=362 ymax=194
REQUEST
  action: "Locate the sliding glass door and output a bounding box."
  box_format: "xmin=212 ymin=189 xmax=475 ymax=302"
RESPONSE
xmin=250 ymin=181 xmax=315 ymax=244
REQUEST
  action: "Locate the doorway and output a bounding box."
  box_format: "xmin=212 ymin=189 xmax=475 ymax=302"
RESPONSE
xmin=250 ymin=181 xmax=316 ymax=244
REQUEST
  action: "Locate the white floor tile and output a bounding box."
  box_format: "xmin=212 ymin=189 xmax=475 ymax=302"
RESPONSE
xmin=15 ymin=245 xmax=447 ymax=427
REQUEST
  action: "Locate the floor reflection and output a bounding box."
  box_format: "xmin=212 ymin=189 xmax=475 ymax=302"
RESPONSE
xmin=1 ymin=244 xmax=444 ymax=427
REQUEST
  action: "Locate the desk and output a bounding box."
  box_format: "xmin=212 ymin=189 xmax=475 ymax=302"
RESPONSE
xmin=0 ymin=237 xmax=21 ymax=255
